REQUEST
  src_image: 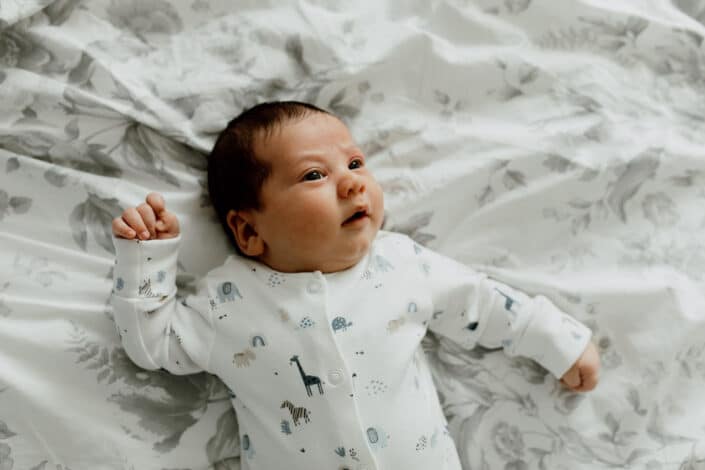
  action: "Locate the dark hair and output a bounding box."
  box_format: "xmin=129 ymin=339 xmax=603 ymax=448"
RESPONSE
xmin=207 ymin=101 xmax=331 ymax=253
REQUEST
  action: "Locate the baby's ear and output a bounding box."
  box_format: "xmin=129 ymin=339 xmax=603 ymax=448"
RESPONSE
xmin=227 ymin=210 xmax=264 ymax=257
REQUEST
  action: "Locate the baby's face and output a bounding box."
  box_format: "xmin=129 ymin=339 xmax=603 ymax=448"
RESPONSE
xmin=244 ymin=112 xmax=384 ymax=273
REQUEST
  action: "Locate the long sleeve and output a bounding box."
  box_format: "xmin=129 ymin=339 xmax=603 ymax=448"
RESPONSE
xmin=419 ymin=243 xmax=591 ymax=379
xmin=110 ymin=235 xmax=215 ymax=375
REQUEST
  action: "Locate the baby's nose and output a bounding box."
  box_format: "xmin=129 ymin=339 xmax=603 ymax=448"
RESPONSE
xmin=338 ymin=174 xmax=365 ymax=198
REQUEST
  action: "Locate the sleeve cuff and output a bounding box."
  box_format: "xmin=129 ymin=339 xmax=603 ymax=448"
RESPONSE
xmin=112 ymin=235 xmax=181 ymax=299
xmin=514 ymin=296 xmax=592 ymax=378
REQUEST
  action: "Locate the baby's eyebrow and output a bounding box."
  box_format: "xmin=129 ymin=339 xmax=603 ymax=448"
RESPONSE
xmin=296 ymin=144 xmax=361 ymax=160
xmin=293 ymin=152 xmax=328 ymax=163
xmin=286 ymin=155 xmax=326 ymax=177
xmin=336 ymin=147 xmax=364 ymax=159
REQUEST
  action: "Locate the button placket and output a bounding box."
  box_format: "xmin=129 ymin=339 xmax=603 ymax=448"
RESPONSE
xmin=309 ymin=272 xmax=376 ymax=468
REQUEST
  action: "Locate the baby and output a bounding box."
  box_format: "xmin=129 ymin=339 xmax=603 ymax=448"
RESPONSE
xmin=111 ymin=101 xmax=599 ymax=470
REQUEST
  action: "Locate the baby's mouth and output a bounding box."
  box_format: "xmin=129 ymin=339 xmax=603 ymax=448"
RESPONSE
xmin=342 ymin=209 xmax=369 ymax=226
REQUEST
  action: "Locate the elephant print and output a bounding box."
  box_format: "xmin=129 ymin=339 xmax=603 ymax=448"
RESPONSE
xmin=373 ymin=255 xmax=394 ymax=272
xmin=217 ymin=281 xmax=242 ymax=303
xmin=242 ymin=434 xmax=255 ymax=459
xmin=366 ymin=426 xmax=389 ymax=450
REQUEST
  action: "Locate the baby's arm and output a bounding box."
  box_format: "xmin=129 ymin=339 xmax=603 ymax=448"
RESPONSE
xmin=111 ymin=193 xmax=214 ymax=374
xmin=419 ymin=242 xmax=599 ymax=391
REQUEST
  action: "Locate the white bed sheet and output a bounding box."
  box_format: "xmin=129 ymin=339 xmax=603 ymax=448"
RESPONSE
xmin=2 ymin=0 xmax=705 ymax=468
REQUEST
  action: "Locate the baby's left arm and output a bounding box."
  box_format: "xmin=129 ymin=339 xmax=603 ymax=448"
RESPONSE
xmin=416 ymin=241 xmax=599 ymax=391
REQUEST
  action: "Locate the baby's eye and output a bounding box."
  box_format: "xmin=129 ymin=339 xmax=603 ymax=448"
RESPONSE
xmin=349 ymin=159 xmax=364 ymax=170
xmin=303 ymin=170 xmax=324 ymax=181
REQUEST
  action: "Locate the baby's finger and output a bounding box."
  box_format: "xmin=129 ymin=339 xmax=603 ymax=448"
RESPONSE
xmin=112 ymin=217 xmax=136 ymax=239
xmin=121 ymin=207 xmax=150 ymax=240
xmin=146 ymin=192 xmax=166 ymax=215
xmin=137 ymin=202 xmax=158 ymax=238
xmin=577 ymin=370 xmax=599 ymax=392
xmin=561 ymin=367 xmax=581 ymax=390
xmin=156 ymin=210 xmax=180 ymax=239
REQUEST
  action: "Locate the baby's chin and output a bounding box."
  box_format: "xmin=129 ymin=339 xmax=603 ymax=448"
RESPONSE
xmin=305 ymin=239 xmax=368 ymax=273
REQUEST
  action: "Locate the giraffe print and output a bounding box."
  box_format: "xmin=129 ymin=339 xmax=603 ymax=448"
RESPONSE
xmin=290 ymin=355 xmax=324 ymax=396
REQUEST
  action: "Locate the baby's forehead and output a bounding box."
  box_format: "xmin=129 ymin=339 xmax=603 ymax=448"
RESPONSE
xmin=258 ymin=113 xmax=357 ymax=159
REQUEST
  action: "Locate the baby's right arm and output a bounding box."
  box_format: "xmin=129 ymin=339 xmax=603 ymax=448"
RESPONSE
xmin=111 ymin=193 xmax=214 ymax=375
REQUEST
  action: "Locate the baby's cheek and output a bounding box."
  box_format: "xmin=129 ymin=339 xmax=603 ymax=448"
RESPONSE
xmin=371 ymin=181 xmax=385 ymax=225
xmin=285 ymin=200 xmax=337 ymax=237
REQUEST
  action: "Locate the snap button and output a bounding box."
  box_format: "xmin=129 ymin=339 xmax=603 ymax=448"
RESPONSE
xmin=328 ymin=369 xmax=343 ymax=385
xmin=307 ymin=279 xmax=323 ymax=294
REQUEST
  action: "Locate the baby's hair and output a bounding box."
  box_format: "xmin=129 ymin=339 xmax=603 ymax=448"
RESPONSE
xmin=207 ymin=100 xmax=331 ymax=253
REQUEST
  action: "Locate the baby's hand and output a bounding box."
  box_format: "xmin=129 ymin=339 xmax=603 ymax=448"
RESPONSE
xmin=560 ymin=341 xmax=600 ymax=392
xmin=112 ymin=192 xmax=180 ymax=240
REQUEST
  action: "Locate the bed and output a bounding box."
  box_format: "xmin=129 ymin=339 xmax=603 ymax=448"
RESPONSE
xmin=2 ymin=0 xmax=705 ymax=468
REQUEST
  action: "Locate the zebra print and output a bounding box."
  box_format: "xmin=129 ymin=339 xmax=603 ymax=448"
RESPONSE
xmin=280 ymin=400 xmax=310 ymax=426
xmin=138 ymin=279 xmax=161 ymax=298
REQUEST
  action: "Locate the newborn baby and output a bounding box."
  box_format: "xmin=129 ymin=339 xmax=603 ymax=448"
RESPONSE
xmin=111 ymin=101 xmax=599 ymax=470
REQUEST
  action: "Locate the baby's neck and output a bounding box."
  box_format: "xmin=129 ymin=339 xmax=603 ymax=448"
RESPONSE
xmin=257 ymin=249 xmax=370 ymax=274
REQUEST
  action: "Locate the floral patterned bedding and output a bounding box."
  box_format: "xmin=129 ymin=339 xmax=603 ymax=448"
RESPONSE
xmin=2 ymin=0 xmax=705 ymax=468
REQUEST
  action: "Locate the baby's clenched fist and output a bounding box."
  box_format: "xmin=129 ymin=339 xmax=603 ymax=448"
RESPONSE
xmin=560 ymin=341 xmax=600 ymax=393
xmin=112 ymin=192 xmax=180 ymax=240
